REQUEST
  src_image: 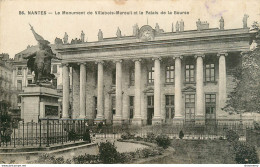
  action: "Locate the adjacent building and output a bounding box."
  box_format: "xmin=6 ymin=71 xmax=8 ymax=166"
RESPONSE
xmin=0 ymin=53 xmax=20 ymax=120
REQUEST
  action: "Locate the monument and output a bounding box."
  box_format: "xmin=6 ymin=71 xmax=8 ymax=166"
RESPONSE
xmin=19 ymin=24 xmax=62 ymax=123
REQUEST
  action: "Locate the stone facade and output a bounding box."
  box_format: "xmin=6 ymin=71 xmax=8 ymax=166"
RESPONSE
xmin=0 ymin=54 xmax=16 ymax=109
xmin=55 ymin=23 xmax=259 ymax=125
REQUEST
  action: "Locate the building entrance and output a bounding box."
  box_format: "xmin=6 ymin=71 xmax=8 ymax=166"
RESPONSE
xmin=147 ymin=95 xmax=154 ymax=125
xmin=147 ymin=108 xmax=154 ymax=125
xmin=205 ymin=94 xmax=216 ymax=125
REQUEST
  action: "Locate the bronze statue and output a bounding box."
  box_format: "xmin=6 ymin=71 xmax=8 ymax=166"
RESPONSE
xmin=24 ymin=24 xmax=61 ymax=85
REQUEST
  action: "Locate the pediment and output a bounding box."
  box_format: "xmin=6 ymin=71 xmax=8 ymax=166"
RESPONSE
xmin=143 ymin=86 xmax=154 ymax=93
xmin=182 ymin=86 xmax=196 ymax=92
xmin=107 ymin=87 xmax=124 ymax=94
xmin=107 ymin=88 xmax=116 ymax=94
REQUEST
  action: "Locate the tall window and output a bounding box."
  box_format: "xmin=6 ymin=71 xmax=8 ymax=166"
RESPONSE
xmin=111 ymin=96 xmax=116 ymax=115
xmin=147 ymin=96 xmax=154 ymax=107
xmin=165 ymin=95 xmax=175 ymax=119
xmin=112 ymin=69 xmax=116 ymax=85
xmin=52 ymin=65 xmax=58 ymax=73
xmin=185 ymin=64 xmax=195 ymax=82
xmin=52 ymin=78 xmax=57 ymax=88
xmin=17 ymin=67 xmax=22 ymax=75
xmin=94 ymin=69 xmax=98 ymax=85
xmin=205 ymin=64 xmax=215 ymax=82
xmin=129 ymin=96 xmax=134 ymax=119
xmin=94 ymin=96 xmax=97 ymax=119
xmin=17 ymin=96 xmax=21 ymax=103
xmin=17 ymin=80 xmax=22 ymax=90
xmin=166 ymin=65 xmax=174 ymax=83
xmin=148 ymin=67 xmax=154 ymax=84
xmin=185 ymin=94 xmax=195 ymax=122
xmin=205 ymin=94 xmax=216 ymax=118
xmin=129 ymin=68 xmax=135 ymax=86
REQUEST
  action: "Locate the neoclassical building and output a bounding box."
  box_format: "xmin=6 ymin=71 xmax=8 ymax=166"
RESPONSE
xmin=54 ymin=20 xmax=257 ymax=125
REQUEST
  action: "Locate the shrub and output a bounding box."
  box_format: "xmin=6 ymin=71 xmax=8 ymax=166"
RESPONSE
xmin=253 ymin=121 xmax=260 ymax=130
xmin=73 ymin=154 xmax=99 ymax=164
xmin=68 ymin=130 xmax=78 ymax=141
xmin=155 ymin=135 xmax=171 ymax=149
xmin=118 ymin=152 xmax=135 ymax=163
xmin=83 ymin=129 xmax=91 ymax=143
xmin=98 ymin=141 xmax=120 ymax=164
xmin=226 ymin=130 xmax=239 ymax=142
xmin=146 ymin=132 xmax=156 ymax=142
xmin=179 ymin=130 xmax=184 ymax=139
xmin=233 ymin=142 xmax=259 ymax=164
xmin=135 ymin=136 xmax=143 ymax=141
xmin=121 ymin=131 xmax=135 ymax=140
xmin=36 ymin=154 xmax=66 ymax=164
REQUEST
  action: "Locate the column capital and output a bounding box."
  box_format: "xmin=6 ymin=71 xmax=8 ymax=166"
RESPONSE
xmin=62 ymin=63 xmax=69 ymax=67
xmin=113 ymin=59 xmax=123 ymax=64
xmin=95 ymin=60 xmax=104 ymax=64
xmin=152 ymin=57 xmax=162 ymax=61
xmin=173 ymin=55 xmax=183 ymax=60
xmin=217 ymin=52 xmax=228 ymax=57
xmin=194 ymin=54 xmax=205 ymax=59
xmin=132 ymin=58 xmax=142 ymax=62
xmin=77 ymin=62 xmax=87 ymax=66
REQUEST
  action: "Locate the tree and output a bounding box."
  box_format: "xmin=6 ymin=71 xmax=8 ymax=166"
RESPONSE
xmin=224 ymin=24 xmax=260 ymax=114
xmin=0 ymin=101 xmax=13 ymax=143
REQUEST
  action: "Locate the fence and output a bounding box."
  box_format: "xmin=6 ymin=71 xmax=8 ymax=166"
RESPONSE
xmin=0 ymin=119 xmax=255 ymax=148
xmin=93 ymin=121 xmax=253 ymax=141
xmin=0 ymin=119 xmax=88 ymax=148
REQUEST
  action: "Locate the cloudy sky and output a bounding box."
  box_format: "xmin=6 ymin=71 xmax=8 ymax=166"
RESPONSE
xmin=0 ymin=0 xmax=259 ymax=58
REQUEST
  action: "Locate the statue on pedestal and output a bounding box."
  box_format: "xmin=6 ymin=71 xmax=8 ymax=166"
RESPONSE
xmin=176 ymin=21 xmax=180 ymax=32
xmin=243 ymin=14 xmax=249 ymax=28
xmin=55 ymin=37 xmax=63 ymax=44
xmin=180 ymin=19 xmax=184 ymax=31
xmin=155 ymin=23 xmax=160 ymax=32
xmin=63 ymin=32 xmax=68 ymax=44
xmin=81 ymin=30 xmax=85 ymax=42
xmin=133 ymin=23 xmax=139 ymax=37
xmin=219 ymin=16 xmax=224 ymax=30
xmin=98 ymin=29 xmax=103 ymax=41
xmin=23 ymin=24 xmax=61 ymax=85
xmin=196 ymin=19 xmax=202 ymax=31
xmin=116 ymin=27 xmax=121 ymax=38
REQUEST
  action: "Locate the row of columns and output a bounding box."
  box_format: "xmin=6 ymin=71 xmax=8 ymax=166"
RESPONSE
xmin=61 ymin=53 xmax=227 ymax=124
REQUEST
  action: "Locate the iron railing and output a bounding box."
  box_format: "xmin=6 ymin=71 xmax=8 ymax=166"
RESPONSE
xmin=0 ymin=119 xmax=255 ymax=148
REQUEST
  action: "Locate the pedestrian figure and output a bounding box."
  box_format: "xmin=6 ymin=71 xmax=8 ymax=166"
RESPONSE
xmin=179 ymin=130 xmax=184 ymax=139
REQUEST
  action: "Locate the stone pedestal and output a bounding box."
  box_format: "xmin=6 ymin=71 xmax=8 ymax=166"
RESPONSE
xmin=19 ymin=85 xmax=62 ymax=123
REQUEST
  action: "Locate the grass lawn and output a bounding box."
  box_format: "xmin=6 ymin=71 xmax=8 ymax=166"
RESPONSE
xmin=145 ymin=139 xmax=236 ymax=164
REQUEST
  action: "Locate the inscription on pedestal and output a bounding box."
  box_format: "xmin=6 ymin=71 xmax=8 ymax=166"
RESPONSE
xmin=45 ymin=105 xmax=59 ymax=117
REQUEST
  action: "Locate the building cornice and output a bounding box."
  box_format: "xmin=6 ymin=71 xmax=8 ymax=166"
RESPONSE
xmin=53 ymin=28 xmax=253 ymax=63
xmin=56 ymin=28 xmax=250 ymax=53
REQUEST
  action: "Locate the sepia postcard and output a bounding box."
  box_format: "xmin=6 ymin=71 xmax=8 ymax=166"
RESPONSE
xmin=0 ymin=0 xmax=260 ymax=166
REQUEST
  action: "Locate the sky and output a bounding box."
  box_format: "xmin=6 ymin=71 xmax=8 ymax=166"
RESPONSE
xmin=0 ymin=0 xmax=259 ymax=58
